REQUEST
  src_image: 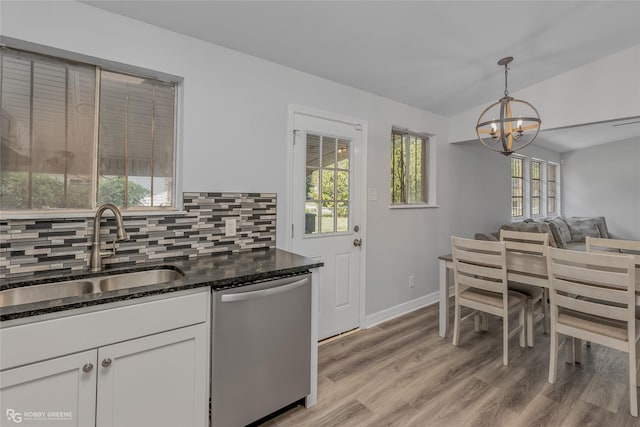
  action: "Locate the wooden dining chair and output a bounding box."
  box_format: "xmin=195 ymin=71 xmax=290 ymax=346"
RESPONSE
xmin=500 ymin=229 xmax=550 ymax=347
xmin=546 ymin=247 xmax=639 ymax=417
xmin=451 ymin=236 xmax=526 ymax=366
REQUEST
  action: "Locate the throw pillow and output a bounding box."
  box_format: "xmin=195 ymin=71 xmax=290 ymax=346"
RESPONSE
xmin=533 ymin=223 xmax=558 ymax=248
xmin=565 ymin=217 xmax=602 ymax=243
xmin=546 ymin=218 xmax=571 ymax=247
xmin=572 ymin=216 xmax=609 ymax=238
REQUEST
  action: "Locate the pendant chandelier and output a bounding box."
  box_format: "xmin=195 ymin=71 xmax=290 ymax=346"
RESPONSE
xmin=476 ymin=57 xmax=541 ymax=156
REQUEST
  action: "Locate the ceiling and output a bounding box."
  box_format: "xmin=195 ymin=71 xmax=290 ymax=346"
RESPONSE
xmin=82 ymin=0 xmax=640 ymax=151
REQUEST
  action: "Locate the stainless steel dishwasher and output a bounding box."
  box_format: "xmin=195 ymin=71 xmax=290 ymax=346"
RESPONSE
xmin=211 ymin=273 xmax=311 ymax=427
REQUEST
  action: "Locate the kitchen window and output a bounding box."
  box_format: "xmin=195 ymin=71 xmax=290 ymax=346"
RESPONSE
xmin=391 ymin=129 xmax=428 ymax=205
xmin=0 ymin=47 xmax=177 ymax=212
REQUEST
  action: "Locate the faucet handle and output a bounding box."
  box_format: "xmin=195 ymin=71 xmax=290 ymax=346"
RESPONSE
xmin=100 ymin=240 xmax=117 ymax=259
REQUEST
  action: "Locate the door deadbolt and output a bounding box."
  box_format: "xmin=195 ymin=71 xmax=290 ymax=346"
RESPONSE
xmin=354 ymin=225 xmax=360 ymax=232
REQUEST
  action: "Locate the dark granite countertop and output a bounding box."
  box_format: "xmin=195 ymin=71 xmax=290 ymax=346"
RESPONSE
xmin=0 ymin=248 xmax=323 ymax=322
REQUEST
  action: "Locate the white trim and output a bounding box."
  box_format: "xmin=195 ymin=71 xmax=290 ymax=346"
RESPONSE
xmin=285 ymin=104 xmax=369 ymax=333
xmin=389 ymin=204 xmax=439 ymax=209
xmin=364 ymin=292 xmax=438 ymax=329
xmin=0 ymin=210 xmax=187 ymax=220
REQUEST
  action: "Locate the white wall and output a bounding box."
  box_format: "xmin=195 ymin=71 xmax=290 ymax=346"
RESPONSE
xmin=449 ymin=142 xmax=561 ymax=239
xmin=1 ymin=1 xmax=452 ymax=318
xmin=449 ymin=45 xmax=640 ymax=143
xmin=562 ymin=139 xmax=640 ymax=240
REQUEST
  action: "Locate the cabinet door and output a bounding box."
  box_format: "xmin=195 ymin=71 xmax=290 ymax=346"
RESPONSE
xmin=0 ymin=350 xmax=97 ymax=427
xmin=96 ymin=323 xmax=209 ymax=427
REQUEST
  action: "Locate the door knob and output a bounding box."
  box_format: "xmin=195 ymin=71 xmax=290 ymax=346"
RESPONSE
xmin=353 ymin=238 xmax=362 ymax=247
xmin=101 ymin=358 xmax=112 ymax=368
xmin=82 ymin=363 xmax=93 ymax=373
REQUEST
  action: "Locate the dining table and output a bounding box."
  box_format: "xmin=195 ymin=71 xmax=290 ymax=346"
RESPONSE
xmin=438 ymin=251 xmax=640 ymax=338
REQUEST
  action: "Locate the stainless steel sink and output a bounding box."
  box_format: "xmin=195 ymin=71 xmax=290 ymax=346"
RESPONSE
xmin=0 ymin=281 xmax=96 ymax=308
xmin=99 ymin=269 xmax=184 ymax=292
xmin=0 ymin=268 xmax=184 ymax=308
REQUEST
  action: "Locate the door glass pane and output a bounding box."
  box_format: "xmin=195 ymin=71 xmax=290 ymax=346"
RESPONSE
xmin=304 ymin=132 xmax=351 ymax=235
xmin=336 ymin=171 xmax=349 ymax=200
xmin=320 ymin=201 xmax=335 ymax=233
xmin=306 ymin=168 xmax=319 ymax=200
xmin=336 ymin=202 xmax=349 ymax=232
xmin=321 ymin=169 xmax=334 ymax=200
xmin=337 ymin=139 xmax=349 ymax=169
xmin=322 ymin=137 xmax=336 ymax=169
xmin=306 ymin=134 xmax=320 ymax=168
xmin=305 ymin=201 xmax=318 ymax=235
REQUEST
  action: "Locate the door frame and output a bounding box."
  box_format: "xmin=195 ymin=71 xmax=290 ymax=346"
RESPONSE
xmin=285 ymin=104 xmax=368 ymax=332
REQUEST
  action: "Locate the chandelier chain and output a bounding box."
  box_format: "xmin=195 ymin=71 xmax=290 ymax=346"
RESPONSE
xmin=504 ymin=64 xmax=509 ymax=97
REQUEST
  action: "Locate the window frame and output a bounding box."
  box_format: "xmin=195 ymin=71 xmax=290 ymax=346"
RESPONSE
xmin=547 ymin=161 xmax=560 ymax=217
xmin=390 ymin=127 xmax=437 ymax=209
xmin=511 ymin=155 xmax=526 ymax=220
xmin=530 ymin=158 xmax=543 ymax=217
xmin=0 ymin=38 xmax=183 ymax=217
xmin=510 ymin=155 xmax=561 ymax=221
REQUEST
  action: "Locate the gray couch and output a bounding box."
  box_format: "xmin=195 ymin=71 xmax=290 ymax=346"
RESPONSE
xmin=475 ymin=216 xmax=613 ymax=251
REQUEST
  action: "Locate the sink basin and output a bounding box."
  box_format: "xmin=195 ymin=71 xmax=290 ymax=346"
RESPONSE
xmin=99 ymin=269 xmax=184 ymax=292
xmin=0 ymin=281 xmax=96 ymax=308
xmin=0 ymin=267 xmax=185 ymax=309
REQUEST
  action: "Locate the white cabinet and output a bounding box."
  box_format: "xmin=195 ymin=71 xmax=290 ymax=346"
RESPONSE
xmin=0 ymin=350 xmax=97 ymax=427
xmin=0 ymin=289 xmax=210 ymax=427
xmin=96 ymin=323 xmax=208 ymax=427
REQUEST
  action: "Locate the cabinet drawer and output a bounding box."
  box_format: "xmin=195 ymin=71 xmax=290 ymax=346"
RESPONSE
xmin=1 ymin=289 xmax=210 ymax=370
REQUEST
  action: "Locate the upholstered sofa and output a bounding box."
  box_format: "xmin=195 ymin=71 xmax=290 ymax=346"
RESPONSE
xmin=475 ymin=216 xmax=613 ymax=251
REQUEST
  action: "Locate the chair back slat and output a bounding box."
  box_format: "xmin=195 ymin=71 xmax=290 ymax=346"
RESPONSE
xmin=457 ymin=273 xmax=505 ymax=294
xmin=453 ymin=248 xmax=503 ymax=268
xmin=555 ymin=293 xmax=629 ymax=322
xmin=587 ymin=236 xmax=640 ymax=265
xmin=454 ymin=257 xmax=504 ymax=281
xmin=500 ymin=230 xmax=549 ymax=256
xmin=552 ymin=262 xmax=632 ymax=289
xmin=554 ymin=278 xmax=629 ymax=305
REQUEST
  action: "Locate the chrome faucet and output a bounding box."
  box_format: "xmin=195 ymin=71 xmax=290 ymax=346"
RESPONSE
xmin=90 ymin=203 xmax=129 ymax=271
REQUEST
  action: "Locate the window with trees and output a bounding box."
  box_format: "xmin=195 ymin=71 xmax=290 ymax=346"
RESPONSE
xmin=391 ymin=129 xmax=427 ymax=205
xmin=0 ymin=47 xmax=177 ymax=212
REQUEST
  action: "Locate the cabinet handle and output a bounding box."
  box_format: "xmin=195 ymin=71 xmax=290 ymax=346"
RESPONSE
xmin=101 ymin=358 xmax=112 ymax=368
xmin=82 ymin=363 xmax=94 ymax=373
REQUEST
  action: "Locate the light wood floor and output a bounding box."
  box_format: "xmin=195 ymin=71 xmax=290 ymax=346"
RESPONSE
xmin=265 ymin=304 xmax=640 ymax=427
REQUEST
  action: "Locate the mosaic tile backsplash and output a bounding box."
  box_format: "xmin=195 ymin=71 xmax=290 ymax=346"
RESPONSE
xmin=0 ymin=192 xmax=276 ymax=279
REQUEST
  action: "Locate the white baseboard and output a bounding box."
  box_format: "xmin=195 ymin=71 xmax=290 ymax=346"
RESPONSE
xmin=364 ymin=291 xmax=439 ymax=329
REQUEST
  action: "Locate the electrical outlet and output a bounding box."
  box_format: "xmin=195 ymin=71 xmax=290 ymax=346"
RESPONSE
xmin=409 ymin=275 xmax=415 ymax=288
xmin=224 ymin=218 xmax=237 ymax=237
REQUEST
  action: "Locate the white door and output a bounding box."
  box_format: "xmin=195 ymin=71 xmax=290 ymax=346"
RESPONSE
xmin=292 ymin=112 xmax=363 ymax=340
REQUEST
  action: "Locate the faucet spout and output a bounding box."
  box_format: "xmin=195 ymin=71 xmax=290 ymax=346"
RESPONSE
xmin=90 ymin=203 xmax=129 ymax=272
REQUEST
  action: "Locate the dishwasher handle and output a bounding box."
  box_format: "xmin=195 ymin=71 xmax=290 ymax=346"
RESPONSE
xmin=220 ymin=277 xmax=308 ymax=303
